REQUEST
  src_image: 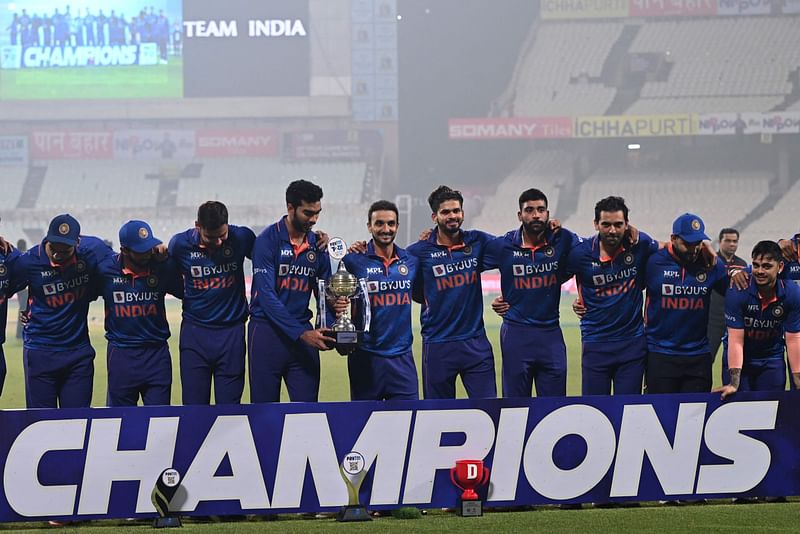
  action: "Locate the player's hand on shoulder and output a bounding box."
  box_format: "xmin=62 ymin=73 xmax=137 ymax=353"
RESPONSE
xmin=778 ymin=239 xmax=798 ymax=262
xmin=348 ymin=240 xmax=367 ymax=254
xmin=418 ymin=228 xmax=433 ymax=241
xmin=491 ymin=295 xmax=510 ymax=317
xmin=548 ymin=219 xmax=561 ymax=234
xmin=315 ymin=230 xmax=330 ymax=250
xmin=698 ymin=241 xmax=717 ymax=270
xmin=152 ymin=243 xmax=169 ymax=262
xmin=625 ymin=225 xmax=640 ymax=246
xmin=0 ymin=235 xmax=12 ymax=254
xmin=572 ymin=298 xmax=586 ymax=318
xmin=300 ymin=328 xmax=336 ymax=350
xmin=730 ymin=268 xmax=749 ymax=290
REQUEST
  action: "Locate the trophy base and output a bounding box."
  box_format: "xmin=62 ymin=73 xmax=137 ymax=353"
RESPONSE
xmin=336 ymin=505 xmax=372 ymax=522
xmin=152 ymin=516 xmax=182 ymax=528
xmin=457 ymin=498 xmax=483 ymax=517
xmin=322 ymin=330 xmax=362 ymax=355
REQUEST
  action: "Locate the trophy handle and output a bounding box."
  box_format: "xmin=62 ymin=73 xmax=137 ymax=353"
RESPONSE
xmin=480 ymin=466 xmax=490 ymax=486
xmin=317 ymin=279 xmax=328 ymax=329
xmin=449 ymin=467 xmax=465 ymax=492
xmin=359 ymin=278 xmax=371 ymax=333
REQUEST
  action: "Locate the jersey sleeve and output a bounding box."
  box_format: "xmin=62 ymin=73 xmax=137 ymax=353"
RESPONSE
xmin=481 ymin=237 xmax=502 ymax=271
xmin=251 ymin=232 xmax=308 ymax=341
xmin=161 ymin=257 xmax=185 ymax=299
xmin=783 ymin=283 xmax=800 ymax=334
xmin=724 ymin=287 xmax=747 ymax=329
xmin=711 ymin=258 xmax=730 ymax=296
xmin=240 ymin=226 xmax=256 ymax=260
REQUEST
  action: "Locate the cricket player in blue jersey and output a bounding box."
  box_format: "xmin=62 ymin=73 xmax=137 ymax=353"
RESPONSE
xmin=777 ymin=233 xmax=800 ymax=282
xmin=248 ymin=180 xmax=337 ymax=403
xmin=0 ymin=238 xmax=20 ymax=397
xmin=342 ymin=200 xmax=420 ymax=401
xmin=406 ymin=185 xmax=496 ymax=400
xmin=95 ymin=221 xmax=183 ymax=406
xmin=169 ymin=202 xmax=255 ymax=405
xmin=8 ymin=214 xmax=112 ymax=408
xmin=644 ymin=214 xmax=729 ymax=394
xmin=566 ymin=196 xmax=659 ymax=396
xmin=483 ymin=188 xmax=580 ymax=398
xmin=718 ymin=241 xmax=800 ymax=399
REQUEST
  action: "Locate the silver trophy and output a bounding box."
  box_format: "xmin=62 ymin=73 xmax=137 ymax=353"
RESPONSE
xmin=319 ymin=238 xmax=370 ymax=355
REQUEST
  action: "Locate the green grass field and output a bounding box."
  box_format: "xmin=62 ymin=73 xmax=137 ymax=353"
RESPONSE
xmin=2 ymin=296 xmax=791 ymax=532
xmin=0 ymin=57 xmax=183 ymax=100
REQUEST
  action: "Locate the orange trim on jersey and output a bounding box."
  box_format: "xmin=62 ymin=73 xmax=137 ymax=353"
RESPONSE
xmin=292 ymin=240 xmax=310 ymax=257
xmin=50 ymin=254 xmax=77 ymax=269
xmin=594 ymin=236 xmax=626 ymax=264
xmin=122 ymin=265 xmax=151 ymax=280
xmin=644 ymin=294 xmax=649 ymax=326
xmin=758 ymin=290 xmax=779 ymax=312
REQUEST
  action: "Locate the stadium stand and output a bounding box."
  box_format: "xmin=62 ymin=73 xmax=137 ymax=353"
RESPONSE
xmin=0 ymin=167 xmax=26 ymax=210
xmin=508 ymin=21 xmax=624 ymax=116
xmin=560 ymin=170 xmax=773 ymax=241
xmin=738 ymin=179 xmax=800 ymax=256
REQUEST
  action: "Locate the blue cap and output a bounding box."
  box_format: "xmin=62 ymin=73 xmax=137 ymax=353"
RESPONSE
xmin=672 ymin=213 xmax=709 ymax=243
xmin=119 ymin=220 xmax=162 ymax=253
xmin=46 ymin=214 xmax=80 ymax=246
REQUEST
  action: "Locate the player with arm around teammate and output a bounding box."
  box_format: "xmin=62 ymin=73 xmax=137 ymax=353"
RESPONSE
xmin=342 ymin=200 xmax=420 ymax=401
xmin=95 ymin=220 xmax=183 ymax=406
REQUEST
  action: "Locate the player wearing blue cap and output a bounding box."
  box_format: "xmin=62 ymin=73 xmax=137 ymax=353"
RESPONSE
xmin=169 ymin=202 xmax=256 ymax=405
xmin=406 ymin=185 xmax=496 ymax=400
xmin=483 ymin=188 xmax=580 ymax=398
xmin=248 ymin=180 xmax=337 ymax=403
xmin=342 ymin=200 xmax=420 ymax=400
xmin=95 ymin=221 xmax=183 ymax=406
xmin=644 ymin=214 xmax=729 ymax=394
xmin=717 ymin=241 xmax=800 ymax=399
xmin=566 ymin=196 xmax=659 ymax=396
xmin=8 ymin=214 xmax=112 ymax=408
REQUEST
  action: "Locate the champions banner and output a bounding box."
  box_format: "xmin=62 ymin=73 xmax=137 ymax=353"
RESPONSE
xmin=1 ymin=391 xmax=799 ymax=522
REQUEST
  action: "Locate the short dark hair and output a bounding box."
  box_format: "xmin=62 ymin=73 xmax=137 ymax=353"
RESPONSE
xmin=518 ymin=188 xmax=548 ymax=210
xmin=428 ymin=185 xmax=463 ymax=213
xmin=197 ymin=201 xmax=228 ymax=230
xmin=286 ymin=179 xmax=323 ymax=207
xmin=594 ymin=196 xmax=629 ymax=223
xmin=751 ymin=240 xmax=783 ymax=263
xmin=719 ymin=228 xmax=739 ymax=241
xmin=368 ymin=200 xmax=399 ymax=223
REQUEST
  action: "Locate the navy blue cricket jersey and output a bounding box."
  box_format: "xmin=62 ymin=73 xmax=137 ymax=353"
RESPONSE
xmin=566 ymin=232 xmax=659 ymax=343
xmin=169 ymin=225 xmax=255 ymax=328
xmin=0 ymin=247 xmax=21 ymax=345
xmin=9 ymin=236 xmax=112 ymax=349
xmin=644 ymin=246 xmax=729 ymax=356
xmin=95 ymin=254 xmax=183 ymax=348
xmin=725 ymin=278 xmax=800 ymax=362
xmin=406 ymin=228 xmax=494 ymax=343
xmin=483 ymin=226 xmax=580 ymax=328
xmin=343 ymin=241 xmax=418 ymax=356
xmin=783 ymin=234 xmax=800 ymax=282
xmin=249 ymin=216 xmax=332 ymax=341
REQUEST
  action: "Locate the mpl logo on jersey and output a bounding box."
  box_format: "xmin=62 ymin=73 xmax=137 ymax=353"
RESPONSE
xmin=1 ymin=392 xmax=797 ymax=522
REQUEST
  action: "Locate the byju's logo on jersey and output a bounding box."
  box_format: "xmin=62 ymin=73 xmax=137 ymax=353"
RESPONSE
xmin=190 ymin=266 xmax=203 ymax=278
xmin=432 ymin=265 xmax=446 ymax=277
xmin=592 ymin=275 xmax=606 ymax=286
xmin=513 ymin=265 xmax=525 ymax=277
xmin=113 ymin=291 xmax=125 ymax=304
xmin=43 ymin=283 xmax=57 ymax=296
xmin=662 ymin=284 xmax=674 ymax=295
xmin=278 ymin=264 xmax=290 ymax=276
xmin=367 ymin=281 xmax=379 ymax=293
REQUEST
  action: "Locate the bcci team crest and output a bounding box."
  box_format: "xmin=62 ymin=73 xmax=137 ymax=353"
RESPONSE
xmin=147 ymin=275 xmax=159 ymax=288
xmin=696 ymin=272 xmax=707 ymax=283
xmin=691 ymin=219 xmax=701 ymax=231
xmin=306 ymin=250 xmax=317 ymax=263
xmin=773 ymin=305 xmax=784 ymax=318
xmin=223 ymin=246 xmax=233 ymax=258
xmin=0 ymin=265 xmax=5 ymax=276
xmin=623 ymin=252 xmax=634 ymax=265
xmin=139 ymin=227 xmax=149 ymax=239
xmin=58 ymin=223 xmax=70 ymax=235
xmin=76 ymin=260 xmax=87 ymax=273
xmin=544 ymin=246 xmax=555 ymax=257
xmin=463 ymin=245 xmax=472 ymax=255
xmin=398 ymin=264 xmax=409 ymax=276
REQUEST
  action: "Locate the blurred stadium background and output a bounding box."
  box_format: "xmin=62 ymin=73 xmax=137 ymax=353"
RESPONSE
xmin=1 ymin=0 xmax=799 ymax=408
